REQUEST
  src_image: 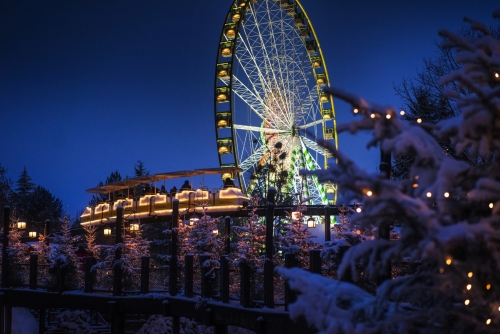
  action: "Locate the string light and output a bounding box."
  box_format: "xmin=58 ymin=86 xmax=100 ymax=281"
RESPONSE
xmin=370 ymin=113 xmax=375 ymax=119
xmin=366 ymin=190 xmax=373 ymax=196
xmin=468 ymin=272 xmax=473 ymax=278
xmin=444 ymin=192 xmax=450 ymax=198
xmin=464 ymin=299 xmax=470 ymax=305
xmin=356 ymin=230 xmax=361 ymax=235
xmin=426 ymin=192 xmax=432 ymax=198
xmin=486 ymin=319 xmax=491 ymax=325
xmin=446 ymin=258 xmax=452 ymax=265
xmin=386 ymin=114 xmax=391 ymax=119
xmin=487 ymin=284 xmax=491 ymax=290
xmin=400 ymin=110 xmax=405 ymax=115
xmin=413 ymin=183 xmax=418 ymax=188
xmin=353 ymin=108 xmax=359 ymax=114
xmin=489 ymin=203 xmax=494 ymax=209
xmin=356 ymin=207 xmax=362 ymax=213
xmin=495 ymin=72 xmax=499 ymax=78
xmin=417 ymin=118 xmax=422 ymax=123
xmin=498 ymin=306 xmax=500 ymax=311
xmin=466 ymin=284 xmax=472 ymax=290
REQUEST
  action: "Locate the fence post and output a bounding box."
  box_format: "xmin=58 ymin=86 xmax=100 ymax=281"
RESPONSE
xmin=284 ymin=253 xmax=297 ymax=310
xmin=324 ymin=206 xmax=331 ymax=242
xmin=169 ymin=199 xmax=179 ymax=296
xmin=310 ymin=249 xmax=322 ymax=274
xmin=141 ymin=256 xmax=150 ymax=294
xmin=84 ymin=256 xmax=96 ymax=293
xmin=29 ymin=253 xmax=38 ymax=290
xmin=109 ymin=301 xmax=124 ymax=334
xmin=113 ymin=206 xmax=123 ymax=296
xmin=184 ymin=254 xmax=193 ymax=298
xmin=220 ymin=255 xmax=229 ymax=303
xmin=240 ymin=261 xmax=251 ymax=308
xmin=264 ymin=187 xmax=276 ymax=309
xmin=2 ymin=206 xmax=10 ymax=289
xmin=201 ymin=254 xmax=211 ymax=298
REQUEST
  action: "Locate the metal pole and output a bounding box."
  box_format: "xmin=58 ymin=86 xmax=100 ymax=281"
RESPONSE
xmin=224 ymin=216 xmax=231 ymax=255
xmin=2 ymin=207 xmax=10 ymax=288
xmin=169 ymin=199 xmax=179 ymax=296
xmin=264 ymin=187 xmax=276 ymax=308
xmin=113 ymin=206 xmax=123 ymax=296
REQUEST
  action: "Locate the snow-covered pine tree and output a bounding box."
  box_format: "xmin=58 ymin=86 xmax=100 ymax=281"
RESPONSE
xmin=7 ymin=215 xmax=31 ymax=285
xmin=50 ymin=210 xmax=81 ymax=289
xmin=120 ymin=223 xmax=151 ymax=290
xmin=279 ymin=11 xmax=500 ymax=333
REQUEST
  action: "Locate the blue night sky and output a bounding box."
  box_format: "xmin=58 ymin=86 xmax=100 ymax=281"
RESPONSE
xmin=0 ymin=0 xmax=498 ymax=217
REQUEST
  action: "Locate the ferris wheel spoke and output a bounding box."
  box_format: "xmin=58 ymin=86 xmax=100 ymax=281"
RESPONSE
xmin=237 ymin=145 xmax=267 ymax=173
xmin=300 ymin=136 xmax=332 ymax=158
xmin=297 ymin=118 xmax=328 ymax=130
xmin=233 ymin=124 xmax=289 ymax=134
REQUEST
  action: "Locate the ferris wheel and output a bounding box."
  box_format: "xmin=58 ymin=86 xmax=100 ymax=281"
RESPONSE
xmin=214 ymin=0 xmax=337 ymax=205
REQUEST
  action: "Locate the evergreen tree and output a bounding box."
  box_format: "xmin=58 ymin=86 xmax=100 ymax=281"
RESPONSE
xmin=15 ymin=166 xmax=34 ymax=196
xmin=280 ymin=12 xmax=500 ymax=333
xmin=24 ymin=185 xmax=63 ymax=231
xmin=0 ymin=164 xmax=14 ymax=226
xmin=134 ymin=160 xmax=150 ymax=177
xmin=89 ymin=170 xmax=123 ymax=206
xmin=392 ymin=24 xmax=500 ymax=179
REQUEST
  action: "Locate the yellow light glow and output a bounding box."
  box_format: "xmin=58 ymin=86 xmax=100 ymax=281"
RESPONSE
xmin=104 ymin=228 xmax=112 ymax=236
xmin=426 ymin=192 xmax=432 ymax=198
xmin=495 ymin=72 xmax=499 ymax=78
xmin=217 ymin=119 xmax=228 ymax=128
xmin=486 ymin=319 xmax=491 ymax=325
xmin=218 ymin=70 xmax=228 ymax=78
xmin=386 ymin=114 xmax=391 ymax=119
xmin=17 ymin=221 xmax=26 ymax=229
xmin=217 ymin=93 xmax=227 ymax=102
xmin=29 ymin=231 xmax=37 ymax=238
xmin=316 ymin=78 xmax=325 ymax=85
xmin=312 ymin=61 xmax=321 ymax=68
xmin=413 ymin=183 xmax=418 ymax=188
xmin=489 ymin=203 xmax=494 ymax=209
xmin=446 ymin=258 xmax=452 ymax=265
xmin=221 ymin=48 xmax=232 ymax=56
xmin=356 ymin=230 xmax=361 ymax=235
xmin=356 ymin=207 xmax=362 ymax=213
xmin=226 ymin=29 xmax=236 ymax=39
xmin=353 ymin=108 xmax=359 ymax=114
xmin=366 ymin=190 xmax=373 ymax=197
xmin=464 ymin=299 xmax=470 ymax=305
xmin=468 ymin=272 xmax=473 ymax=278
xmin=370 ymin=113 xmax=375 ymax=119
xmin=218 ymin=146 xmax=229 ymax=154
xmin=444 ymin=192 xmax=450 ymax=198
xmin=232 ymin=14 xmax=241 ymax=21
xmin=400 ymin=110 xmax=405 ymax=115
xmin=487 ymin=284 xmax=491 ymax=290
xmin=466 ymin=284 xmax=472 ymax=290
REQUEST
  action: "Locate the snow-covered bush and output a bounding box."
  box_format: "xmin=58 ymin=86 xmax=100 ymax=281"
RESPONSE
xmin=279 ymin=11 xmax=500 ymax=333
xmin=55 ymin=310 xmax=91 ymax=334
xmin=136 ymin=315 xmax=211 ymax=334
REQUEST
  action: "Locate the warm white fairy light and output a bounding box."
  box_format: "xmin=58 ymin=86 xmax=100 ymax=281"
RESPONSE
xmin=495 ymin=72 xmax=499 ymax=78
xmin=487 ymin=284 xmax=491 ymax=290
xmin=446 ymin=258 xmax=452 ymax=265
xmin=386 ymin=114 xmax=391 ymax=119
xmin=400 ymin=110 xmax=405 ymax=115
xmin=464 ymin=299 xmax=470 ymax=305
xmin=468 ymin=272 xmax=473 ymax=278
xmin=417 ymin=118 xmax=422 ymax=123
xmin=466 ymin=284 xmax=472 ymax=290
xmin=370 ymin=113 xmax=375 ymax=119
xmin=356 ymin=207 xmax=362 ymax=213
xmin=489 ymin=203 xmax=494 ymax=209
xmin=486 ymin=319 xmax=491 ymax=325
xmin=413 ymin=183 xmax=418 ymax=188
xmin=356 ymin=230 xmax=361 ymax=235
xmin=426 ymin=192 xmax=432 ymax=198
xmin=444 ymin=192 xmax=450 ymax=198
xmin=498 ymin=306 xmax=500 ymax=311
xmin=366 ymin=190 xmax=373 ymax=197
xmin=353 ymin=108 xmax=359 ymax=114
